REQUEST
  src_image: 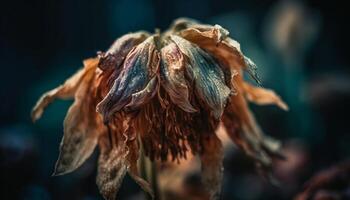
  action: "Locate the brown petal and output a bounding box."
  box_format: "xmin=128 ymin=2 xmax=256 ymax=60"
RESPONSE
xmin=171 ymin=35 xmax=231 ymax=119
xmin=222 ymin=92 xmax=283 ymax=169
xmin=98 ymin=31 xmax=150 ymax=71
xmin=179 ymin=26 xmax=245 ymax=70
xmin=200 ymin=133 xmax=224 ymax=200
xmin=242 ymin=82 xmax=289 ymax=111
xmin=97 ymin=36 xmax=160 ymax=122
xmin=125 ymin=76 xmax=159 ymax=110
xmin=31 ymin=71 xmax=83 ymax=122
xmin=160 ymin=41 xmax=197 ymax=113
xmin=53 ymin=58 xmax=104 ymax=175
xmin=97 ymin=146 xmax=128 ymax=200
xmin=169 ymin=18 xmax=229 ymax=43
xmin=179 ymin=26 xmax=262 ymax=84
xmin=31 ymin=58 xmax=99 ymax=122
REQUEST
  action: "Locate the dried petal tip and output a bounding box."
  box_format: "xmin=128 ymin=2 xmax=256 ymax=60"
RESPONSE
xmin=98 ymin=31 xmax=150 ymax=71
xmin=243 ymin=82 xmax=289 ymax=111
xmin=211 ymin=24 xmax=229 ymax=44
xmin=244 ymin=56 xmax=262 ymax=85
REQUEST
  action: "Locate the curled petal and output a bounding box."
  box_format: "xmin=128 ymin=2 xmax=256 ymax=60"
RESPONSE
xmin=160 ymin=42 xmax=197 ymax=113
xmin=171 ymin=35 xmax=231 ymax=119
xmin=243 ymin=56 xmax=261 ymax=85
xmin=98 ymin=31 xmax=150 ymax=71
xmin=169 ymin=18 xmax=229 ymax=43
xmin=97 ymin=36 xmax=160 ymax=122
xmin=179 ymin=25 xmax=263 ymax=85
xmin=179 ymin=26 xmax=245 ymax=70
xmin=53 ymin=58 xmax=105 ymax=175
xmin=31 ymin=58 xmax=99 ymax=121
xmin=242 ymin=82 xmax=289 ymax=110
xmin=126 ymin=77 xmax=159 ymax=110
xmin=31 ymin=70 xmax=83 ymax=122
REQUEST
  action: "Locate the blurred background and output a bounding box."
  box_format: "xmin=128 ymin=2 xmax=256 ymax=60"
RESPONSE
xmin=1 ymin=0 xmax=349 ymax=199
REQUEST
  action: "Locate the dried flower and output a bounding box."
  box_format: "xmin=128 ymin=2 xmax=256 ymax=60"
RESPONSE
xmin=32 ymin=18 xmax=288 ymax=200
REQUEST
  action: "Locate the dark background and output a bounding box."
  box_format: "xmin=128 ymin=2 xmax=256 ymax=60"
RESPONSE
xmin=1 ymin=0 xmax=349 ymax=199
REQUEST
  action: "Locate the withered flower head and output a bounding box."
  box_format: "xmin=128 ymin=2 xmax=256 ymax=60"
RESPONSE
xmin=32 ymin=18 xmax=288 ymax=200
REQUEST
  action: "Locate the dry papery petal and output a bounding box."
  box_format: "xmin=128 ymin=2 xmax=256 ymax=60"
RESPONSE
xmin=98 ymin=31 xmax=150 ymax=71
xmin=242 ymin=82 xmax=289 ymax=111
xmin=222 ymin=92 xmax=284 ymax=178
xmin=97 ymin=143 xmax=128 ymax=200
xmin=54 ymin=58 xmax=107 ymax=175
xmin=97 ymin=35 xmax=160 ymax=123
xmin=31 ymin=69 xmax=84 ymax=122
xmin=177 ymin=21 xmax=261 ymax=84
xmin=171 ymin=35 xmax=232 ymax=119
xmin=32 ymin=58 xmax=105 ymax=175
xmin=160 ymin=41 xmax=197 ymax=113
xmin=97 ymin=119 xmax=154 ymax=200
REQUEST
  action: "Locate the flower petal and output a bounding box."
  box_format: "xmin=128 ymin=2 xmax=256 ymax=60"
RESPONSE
xmin=222 ymin=91 xmax=284 ymax=170
xmin=31 ymin=58 xmax=99 ymax=122
xmin=200 ymin=133 xmax=223 ymax=200
xmin=97 ymin=36 xmax=160 ymax=122
xmin=98 ymin=31 xmax=150 ymax=71
xmin=53 ymin=58 xmax=105 ymax=175
xmin=125 ymin=76 xmax=159 ymax=110
xmin=242 ymin=82 xmax=289 ymax=110
xmin=171 ymin=35 xmax=231 ymax=119
xmin=31 ymin=71 xmax=83 ymax=122
xmin=160 ymin=41 xmax=197 ymax=113
xmin=97 ymin=146 xmax=128 ymax=200
xmin=179 ymin=25 xmax=262 ymax=84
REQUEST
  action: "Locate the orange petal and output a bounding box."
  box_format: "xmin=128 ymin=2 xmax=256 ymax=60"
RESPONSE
xmin=242 ymin=82 xmax=289 ymax=111
xmin=31 ymin=58 xmax=99 ymax=121
xmin=53 ymin=58 xmax=104 ymax=175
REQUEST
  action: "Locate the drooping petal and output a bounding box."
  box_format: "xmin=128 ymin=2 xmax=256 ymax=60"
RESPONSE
xmin=97 ymin=146 xmax=128 ymax=200
xmin=178 ymin=25 xmax=244 ymax=69
xmin=98 ymin=31 xmax=150 ymax=71
xmin=200 ymin=133 xmax=224 ymax=200
xmin=97 ymin=36 xmax=160 ymax=122
xmin=31 ymin=58 xmax=99 ymax=122
xmin=243 ymin=56 xmax=262 ymax=85
xmin=125 ymin=76 xmax=159 ymax=110
xmin=53 ymin=58 xmax=105 ymax=175
xmin=160 ymin=41 xmax=197 ymax=113
xmin=171 ymin=35 xmax=232 ymax=119
xmin=178 ymin=25 xmax=262 ymax=84
xmin=31 ymin=70 xmax=84 ymax=122
xmin=222 ymin=91 xmax=284 ymax=170
xmin=242 ymin=82 xmax=289 ymax=110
